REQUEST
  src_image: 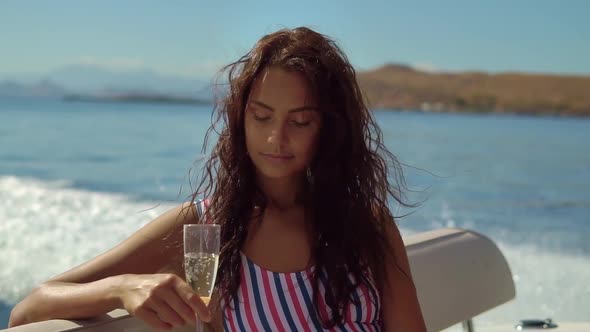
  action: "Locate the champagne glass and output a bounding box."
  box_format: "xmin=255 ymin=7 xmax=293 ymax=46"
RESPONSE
xmin=184 ymin=224 xmax=220 ymax=332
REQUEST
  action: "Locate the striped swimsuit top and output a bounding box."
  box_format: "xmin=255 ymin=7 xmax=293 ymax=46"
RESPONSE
xmin=195 ymin=199 xmax=383 ymax=332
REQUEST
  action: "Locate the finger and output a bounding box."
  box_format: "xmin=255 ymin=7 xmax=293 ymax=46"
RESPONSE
xmin=135 ymin=307 xmax=173 ymax=331
xmin=160 ymin=288 xmax=197 ymax=325
xmin=174 ymin=280 xmax=212 ymax=322
xmin=150 ymin=297 xmax=186 ymax=328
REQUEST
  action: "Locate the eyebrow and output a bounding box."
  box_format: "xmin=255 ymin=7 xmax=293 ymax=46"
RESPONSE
xmin=250 ymin=100 xmax=317 ymax=113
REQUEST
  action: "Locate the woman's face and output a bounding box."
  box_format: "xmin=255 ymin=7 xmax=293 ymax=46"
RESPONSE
xmin=244 ymin=66 xmax=322 ymax=180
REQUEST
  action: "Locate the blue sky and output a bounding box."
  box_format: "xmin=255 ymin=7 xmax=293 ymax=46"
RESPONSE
xmin=1 ymin=0 xmax=589 ymax=80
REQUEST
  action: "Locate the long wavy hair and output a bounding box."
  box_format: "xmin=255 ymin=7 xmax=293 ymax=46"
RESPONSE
xmin=188 ymin=26 xmax=413 ymax=328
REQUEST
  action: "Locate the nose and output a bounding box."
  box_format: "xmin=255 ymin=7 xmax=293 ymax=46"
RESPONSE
xmin=266 ymin=123 xmax=287 ymax=147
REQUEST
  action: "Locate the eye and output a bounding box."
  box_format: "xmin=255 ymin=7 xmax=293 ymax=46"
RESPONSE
xmin=253 ymin=113 xmax=270 ymax=121
xmin=250 ymin=108 xmax=271 ymax=121
xmin=291 ymin=120 xmax=311 ymax=127
xmin=290 ymin=111 xmax=314 ymax=127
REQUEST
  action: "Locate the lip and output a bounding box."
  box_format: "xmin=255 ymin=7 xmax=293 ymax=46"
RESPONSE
xmin=260 ymin=153 xmax=294 ymax=160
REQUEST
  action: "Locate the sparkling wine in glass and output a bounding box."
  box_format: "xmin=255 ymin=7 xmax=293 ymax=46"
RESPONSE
xmin=184 ymin=224 xmax=220 ymax=330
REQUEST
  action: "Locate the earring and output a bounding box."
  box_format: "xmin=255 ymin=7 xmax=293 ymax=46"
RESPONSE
xmin=306 ymin=166 xmax=314 ymax=185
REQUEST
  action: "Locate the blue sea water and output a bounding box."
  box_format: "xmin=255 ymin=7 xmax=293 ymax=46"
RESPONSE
xmin=0 ymin=97 xmax=589 ymax=329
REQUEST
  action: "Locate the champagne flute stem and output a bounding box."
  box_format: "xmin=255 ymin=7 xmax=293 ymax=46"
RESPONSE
xmin=196 ymin=318 xmax=204 ymax=332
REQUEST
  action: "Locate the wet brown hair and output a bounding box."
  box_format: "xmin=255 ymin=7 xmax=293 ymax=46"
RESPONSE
xmin=190 ymin=26 xmax=414 ymax=328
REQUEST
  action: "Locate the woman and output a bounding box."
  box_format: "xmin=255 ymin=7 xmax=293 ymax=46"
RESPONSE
xmin=9 ymin=27 xmax=426 ymax=331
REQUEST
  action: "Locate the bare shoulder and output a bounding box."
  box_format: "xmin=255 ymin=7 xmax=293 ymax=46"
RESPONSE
xmin=381 ymin=217 xmax=413 ymax=277
xmin=49 ymin=202 xmax=199 ymax=284
xmin=380 ymin=215 xmax=427 ymax=331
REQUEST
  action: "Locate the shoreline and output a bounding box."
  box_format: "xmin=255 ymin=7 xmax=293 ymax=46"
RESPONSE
xmin=62 ymin=94 xmax=212 ymax=106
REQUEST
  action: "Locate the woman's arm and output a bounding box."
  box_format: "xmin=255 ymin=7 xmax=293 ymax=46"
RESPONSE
xmin=8 ymin=275 xmax=122 ymax=327
xmin=381 ymin=219 xmax=427 ymax=332
xmin=8 ymin=202 xmax=210 ymax=329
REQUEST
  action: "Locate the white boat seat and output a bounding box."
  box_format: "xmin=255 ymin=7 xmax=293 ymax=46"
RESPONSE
xmin=406 ymin=228 xmax=515 ymax=331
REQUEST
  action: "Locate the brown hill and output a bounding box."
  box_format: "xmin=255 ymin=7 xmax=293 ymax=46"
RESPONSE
xmin=357 ymin=64 xmax=590 ymax=116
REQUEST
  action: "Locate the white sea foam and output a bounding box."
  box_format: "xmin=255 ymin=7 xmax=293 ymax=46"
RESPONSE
xmin=480 ymin=241 xmax=590 ymax=323
xmin=0 ymin=175 xmax=174 ymax=304
xmin=442 ymin=241 xmax=590 ymax=330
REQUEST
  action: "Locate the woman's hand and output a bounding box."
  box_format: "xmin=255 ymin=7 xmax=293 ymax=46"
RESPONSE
xmin=118 ymin=273 xmax=211 ymax=330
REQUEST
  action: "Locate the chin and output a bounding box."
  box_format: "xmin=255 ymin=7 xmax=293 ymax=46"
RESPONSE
xmin=254 ymin=164 xmax=303 ymax=180
xmin=258 ymin=169 xmax=299 ymax=180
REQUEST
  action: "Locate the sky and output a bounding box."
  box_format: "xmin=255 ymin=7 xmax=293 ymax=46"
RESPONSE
xmin=0 ymin=0 xmax=589 ymax=80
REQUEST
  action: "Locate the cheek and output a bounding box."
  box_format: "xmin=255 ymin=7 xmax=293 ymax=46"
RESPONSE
xmin=244 ymin=124 xmax=253 ymax=148
xmin=244 ymin=119 xmax=262 ymax=148
xmin=293 ymin=128 xmax=321 ymax=160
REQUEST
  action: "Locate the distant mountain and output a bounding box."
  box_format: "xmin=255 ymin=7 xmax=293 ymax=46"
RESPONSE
xmin=63 ymin=93 xmax=211 ymax=105
xmin=0 ymin=80 xmax=66 ymax=98
xmin=357 ymin=64 xmax=590 ymax=116
xmin=0 ymin=64 xmax=216 ymax=101
xmin=45 ymin=64 xmax=213 ymax=99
